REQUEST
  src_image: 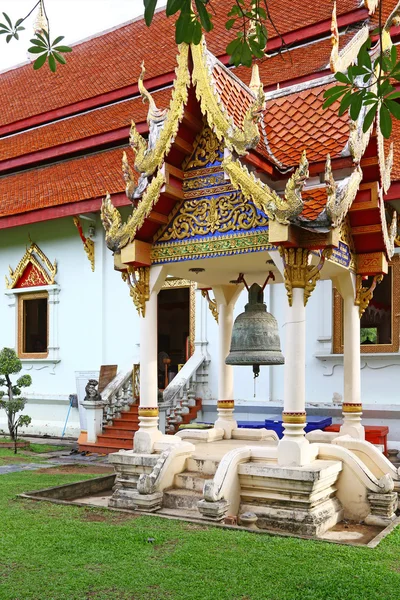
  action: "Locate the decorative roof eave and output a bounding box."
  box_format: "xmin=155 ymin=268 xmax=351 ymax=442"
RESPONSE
xmin=128 ymin=43 xmax=190 ymax=180
xmin=222 ymin=150 xmax=308 ymax=225
xmin=377 ymin=118 xmax=394 ymax=195
xmin=325 ymin=157 xmax=363 ymax=227
xmin=329 ymin=2 xmax=370 ymax=73
xmin=379 ymin=186 xmax=397 ymax=260
xmin=101 ymin=169 xmax=165 ymax=252
xmin=191 ymin=39 xmax=265 ymax=155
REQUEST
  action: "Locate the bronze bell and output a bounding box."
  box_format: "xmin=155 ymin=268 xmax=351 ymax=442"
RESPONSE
xmin=225 ymin=282 xmax=284 ymax=377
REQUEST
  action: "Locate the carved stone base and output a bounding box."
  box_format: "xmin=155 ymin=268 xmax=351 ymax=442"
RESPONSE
xmin=197 ymin=498 xmax=229 ymax=521
xmin=364 ymin=492 xmax=398 ymax=527
xmin=239 ymin=459 xmax=343 ymax=537
xmin=109 ymin=489 xmax=163 ymax=512
xmin=108 ymin=450 xmax=160 ymax=508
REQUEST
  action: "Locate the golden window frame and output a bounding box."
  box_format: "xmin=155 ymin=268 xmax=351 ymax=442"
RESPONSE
xmin=17 ymin=291 xmax=49 ymax=359
xmin=333 ymin=255 xmax=400 ymax=354
xmin=161 ymin=279 xmax=196 ymax=357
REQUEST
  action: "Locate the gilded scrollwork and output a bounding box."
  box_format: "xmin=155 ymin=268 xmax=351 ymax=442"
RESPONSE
xmin=376 ymin=119 xmax=394 ymax=195
xmin=129 ymin=44 xmax=190 ymax=177
xmin=6 ymin=242 xmax=57 ymax=289
xmin=191 ymin=40 xmax=264 ymax=155
xmin=158 ymin=190 xmax=268 ymax=241
xmin=201 ymin=289 xmax=218 ymax=323
xmin=355 ymin=273 xmax=384 ymax=317
xmin=73 ymin=217 xmax=95 ymax=272
xmin=183 ymin=173 xmax=225 ymax=191
xmin=122 ymin=266 xmax=150 ymax=317
xmin=222 ymin=151 xmax=307 ymax=225
xmin=183 ymin=125 xmax=223 ymax=170
xmin=102 ymin=169 xmax=166 ymax=252
xmin=279 ymin=247 xmax=328 ymax=306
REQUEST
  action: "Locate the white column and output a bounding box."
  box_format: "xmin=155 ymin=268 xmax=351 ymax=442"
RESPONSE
xmin=213 ymin=285 xmax=242 ymax=439
xmin=278 ymin=287 xmax=312 ymax=466
xmin=340 ymin=279 xmax=364 ymax=439
xmin=134 ymin=290 xmax=162 ymax=452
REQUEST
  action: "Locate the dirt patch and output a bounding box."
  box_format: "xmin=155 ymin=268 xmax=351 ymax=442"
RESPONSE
xmin=0 ymin=455 xmax=42 ymax=463
xmin=321 ymin=521 xmax=383 ymax=545
xmin=35 ymin=465 xmax=114 ymax=475
xmin=182 ymin=522 xmax=209 ymax=532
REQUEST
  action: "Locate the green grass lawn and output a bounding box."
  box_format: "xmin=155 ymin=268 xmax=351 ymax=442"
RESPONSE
xmin=0 ymin=470 xmax=400 ymax=600
xmin=0 ymin=448 xmax=48 ymax=465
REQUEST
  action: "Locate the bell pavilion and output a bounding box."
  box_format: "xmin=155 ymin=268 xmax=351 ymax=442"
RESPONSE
xmin=94 ymin=5 xmax=400 ymax=533
xmin=1 ymin=0 xmax=400 ymax=535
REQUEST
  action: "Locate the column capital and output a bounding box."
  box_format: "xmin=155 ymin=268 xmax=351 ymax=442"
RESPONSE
xmin=279 ymin=247 xmax=328 ymax=306
xmin=122 ymin=266 xmax=150 ymax=317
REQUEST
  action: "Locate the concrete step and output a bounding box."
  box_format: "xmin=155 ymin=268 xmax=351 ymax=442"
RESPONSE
xmin=103 ymin=426 xmax=138 ymax=436
xmin=112 ymin=417 xmax=139 ymax=426
xmin=186 ymin=456 xmax=220 ymax=475
xmin=97 ymin=432 xmax=134 ymax=443
xmin=163 ymin=488 xmax=203 ymax=510
xmin=174 ymin=471 xmax=213 ymax=493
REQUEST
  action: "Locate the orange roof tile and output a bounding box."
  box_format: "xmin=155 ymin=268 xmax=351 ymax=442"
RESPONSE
xmin=300 ymin=188 xmax=328 ymax=220
xmin=0 ymin=148 xmax=128 ymax=217
xmin=261 ymin=85 xmax=349 ymax=169
xmin=0 ymin=0 xmax=361 ymax=128
xmin=212 ymin=61 xmax=254 ymax=130
xmin=0 ymin=89 xmax=171 ymax=163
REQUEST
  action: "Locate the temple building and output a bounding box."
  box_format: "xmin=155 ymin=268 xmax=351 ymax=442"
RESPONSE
xmin=2 ymin=0 xmax=400 ymax=532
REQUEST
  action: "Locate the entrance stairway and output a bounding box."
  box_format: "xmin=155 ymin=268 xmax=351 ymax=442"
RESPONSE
xmin=160 ymin=454 xmax=220 ymax=518
xmin=79 ymin=399 xmax=203 ymax=454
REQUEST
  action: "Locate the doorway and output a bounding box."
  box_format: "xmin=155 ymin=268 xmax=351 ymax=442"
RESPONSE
xmin=157 ymin=283 xmax=194 ymax=389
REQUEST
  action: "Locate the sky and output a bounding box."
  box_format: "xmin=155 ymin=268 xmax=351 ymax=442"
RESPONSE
xmin=0 ymin=0 xmax=167 ymax=71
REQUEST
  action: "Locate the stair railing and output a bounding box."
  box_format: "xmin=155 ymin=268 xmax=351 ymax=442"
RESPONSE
xmin=163 ymin=353 xmax=209 ymax=432
xmin=101 ymin=365 xmax=140 ymax=430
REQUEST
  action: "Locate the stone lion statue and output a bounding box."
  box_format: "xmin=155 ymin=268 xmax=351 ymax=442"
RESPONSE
xmin=84 ymin=379 xmax=102 ymax=403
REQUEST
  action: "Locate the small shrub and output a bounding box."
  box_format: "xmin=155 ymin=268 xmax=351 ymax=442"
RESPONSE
xmin=0 ymin=348 xmax=32 ymax=454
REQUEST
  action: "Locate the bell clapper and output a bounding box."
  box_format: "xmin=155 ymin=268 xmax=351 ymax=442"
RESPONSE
xmin=253 ymin=364 xmax=260 ymax=398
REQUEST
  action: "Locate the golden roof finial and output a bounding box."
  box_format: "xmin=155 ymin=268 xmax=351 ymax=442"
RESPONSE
xmin=249 ymin=64 xmax=261 ymax=94
xmin=330 ymin=2 xmax=339 ymax=72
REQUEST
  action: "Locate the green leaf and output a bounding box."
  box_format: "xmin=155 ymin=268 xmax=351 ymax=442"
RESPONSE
xmin=48 ymin=53 xmax=57 ymax=73
xmin=324 ymin=85 xmax=349 ymax=98
xmin=29 ymin=38 xmax=47 ymax=48
xmin=6 ymin=34 xmax=12 ymax=43
xmin=2 ymin=12 xmax=12 ymax=28
xmin=334 ymin=72 xmax=350 ymax=84
xmin=53 ymin=45 xmax=72 ymax=53
xmin=53 ymin=51 xmax=66 ymax=65
xmin=33 ymin=53 xmax=48 ymax=70
xmin=225 ymin=19 xmax=235 ymax=30
xmin=226 ymin=37 xmax=241 ymax=56
xmin=386 ymin=92 xmax=400 ymax=101
xmin=248 ymin=37 xmax=265 ymax=59
xmin=195 ymin=0 xmax=212 ymax=32
xmin=379 ymin=103 xmax=392 ymax=139
xmin=241 ymin=41 xmax=252 ymax=67
xmin=192 ymin=19 xmax=202 ymax=44
xmin=28 ymin=46 xmax=47 ymax=54
xmin=362 ymin=104 xmax=377 ymax=133
xmin=349 ymin=92 xmax=363 ymax=121
xmin=52 ymin=35 xmax=65 ymax=46
xmin=144 ymin=0 xmax=158 ymax=26
xmin=386 ymin=99 xmax=400 ymax=120
xmin=338 ymin=91 xmax=354 ymax=116
xmin=175 ymin=12 xmax=194 ymax=44
xmin=166 ymin=0 xmax=185 ymax=16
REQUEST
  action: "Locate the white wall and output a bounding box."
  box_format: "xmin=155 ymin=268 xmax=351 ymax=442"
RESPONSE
xmin=0 ymin=215 xmax=139 ymax=437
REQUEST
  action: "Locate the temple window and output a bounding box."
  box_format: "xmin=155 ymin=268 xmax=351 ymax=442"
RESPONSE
xmin=18 ymin=292 xmax=48 ymax=358
xmin=4 ymin=243 xmax=60 ymax=363
xmin=333 ymin=255 xmax=400 ymax=353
